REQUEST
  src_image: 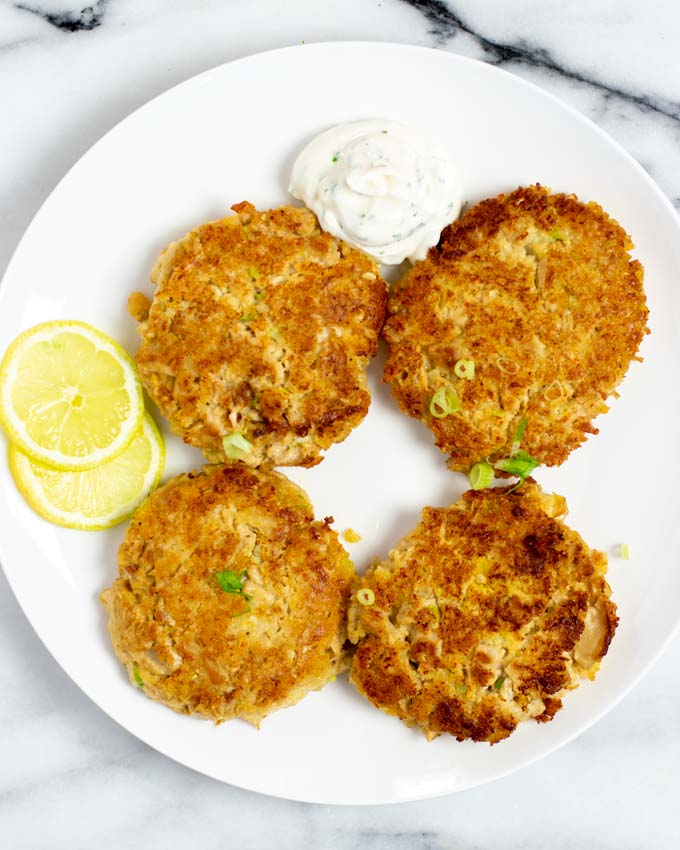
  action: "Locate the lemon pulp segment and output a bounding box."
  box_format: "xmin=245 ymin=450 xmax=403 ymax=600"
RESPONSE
xmin=8 ymin=412 xmax=165 ymax=530
xmin=0 ymin=321 xmax=144 ymax=469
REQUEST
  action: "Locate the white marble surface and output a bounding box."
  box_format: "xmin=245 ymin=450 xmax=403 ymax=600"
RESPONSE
xmin=1 ymin=0 xmax=679 ymax=846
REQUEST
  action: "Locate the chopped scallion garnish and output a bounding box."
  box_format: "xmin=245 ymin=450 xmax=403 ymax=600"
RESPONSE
xmin=495 ymin=449 xmax=540 ymax=478
xmin=132 ymin=663 xmax=143 ymax=688
xmin=429 ymin=385 xmax=461 ymax=419
xmin=510 ymin=417 xmax=528 ymax=454
xmin=216 ymin=570 xmax=252 ymax=618
xmin=496 ymin=356 xmax=520 ymax=375
xmin=493 ymin=675 xmax=505 ymax=690
xmin=549 ymin=229 xmax=566 ymax=241
xmin=469 ymin=461 xmax=494 ymax=491
xmin=454 ymin=359 xmax=475 ymax=380
xmin=511 ymin=418 xmax=527 ymax=447
xmin=239 ymin=312 xmax=257 ymax=323
xmin=222 ymin=432 xmax=253 ymax=460
xmin=216 ymin=569 xmax=249 ymax=595
xmin=491 ymin=416 xmax=540 ymax=491
xmin=495 ymin=450 xmax=540 ymax=488
xmin=544 ymin=380 xmax=564 ymax=401
xmin=357 ymin=588 xmax=375 ymax=606
xmin=620 ymin=543 xmax=630 ymax=560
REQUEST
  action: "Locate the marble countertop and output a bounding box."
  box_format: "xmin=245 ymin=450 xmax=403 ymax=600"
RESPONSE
xmin=1 ymin=1 xmax=679 ymax=847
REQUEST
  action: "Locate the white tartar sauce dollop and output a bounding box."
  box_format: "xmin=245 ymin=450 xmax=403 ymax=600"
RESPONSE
xmin=289 ymin=120 xmax=462 ymax=265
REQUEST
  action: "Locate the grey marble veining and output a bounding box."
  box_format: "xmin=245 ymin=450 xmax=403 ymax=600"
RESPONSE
xmin=1 ymin=1 xmax=680 ymax=847
xmin=12 ymin=0 xmax=108 ymax=31
xmin=399 ymin=0 xmax=680 ymax=207
xmin=403 ymin=0 xmax=680 ymax=118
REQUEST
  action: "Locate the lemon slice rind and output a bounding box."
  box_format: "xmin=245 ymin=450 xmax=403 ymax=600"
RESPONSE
xmin=0 ymin=320 xmax=144 ymax=470
xmin=8 ymin=412 xmax=165 ymax=531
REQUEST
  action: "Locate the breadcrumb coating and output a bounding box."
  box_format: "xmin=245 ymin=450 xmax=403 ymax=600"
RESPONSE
xmin=102 ymin=464 xmax=355 ymax=725
xmin=348 ymin=481 xmax=617 ymax=744
xmin=133 ymin=202 xmax=387 ymax=468
xmin=383 ymin=185 xmax=648 ymax=472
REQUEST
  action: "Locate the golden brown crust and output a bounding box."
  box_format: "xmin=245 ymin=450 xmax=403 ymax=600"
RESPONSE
xmin=383 ymin=185 xmax=649 ymax=471
xmin=347 ymin=481 xmax=618 ymax=744
xmin=101 ymin=464 xmax=355 ymax=725
xmin=134 ymin=202 xmax=387 ymax=468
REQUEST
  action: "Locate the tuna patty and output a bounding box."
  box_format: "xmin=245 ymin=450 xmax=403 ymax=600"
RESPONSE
xmin=348 ymin=481 xmax=617 ymax=744
xmin=101 ymin=464 xmax=355 ymax=725
xmin=383 ymin=185 xmax=648 ymax=472
xmin=131 ymin=202 xmax=387 ymax=468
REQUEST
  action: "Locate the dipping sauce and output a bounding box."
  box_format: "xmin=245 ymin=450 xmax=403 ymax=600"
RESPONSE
xmin=289 ymin=119 xmax=462 ymax=265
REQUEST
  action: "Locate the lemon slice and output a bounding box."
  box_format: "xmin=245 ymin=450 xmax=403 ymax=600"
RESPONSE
xmin=8 ymin=412 xmax=165 ymax=530
xmin=0 ymin=321 xmax=144 ymax=470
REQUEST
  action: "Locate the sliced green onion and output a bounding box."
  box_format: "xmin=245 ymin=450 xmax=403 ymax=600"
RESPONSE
xmin=222 ymin=432 xmax=253 ymax=460
xmin=239 ymin=312 xmax=257 ymax=323
xmin=454 ymin=358 xmax=475 ymax=380
xmin=132 ymin=663 xmax=144 ymax=688
xmin=496 ymin=356 xmax=519 ymax=375
xmin=620 ymin=543 xmax=630 ymax=560
xmin=357 ymin=588 xmax=375 ymax=606
xmin=216 ymin=570 xmax=253 ymax=619
xmin=510 ymin=417 xmax=528 ymax=455
xmin=469 ymin=461 xmax=494 ymax=491
xmin=495 ymin=449 xmax=540 ymax=491
xmin=493 ymin=675 xmax=505 ymax=690
xmin=215 ymin=569 xmax=248 ymax=594
xmin=254 ymin=291 xmax=264 ymax=302
xmin=455 ymin=682 xmax=467 ymax=696
xmin=544 ymin=380 xmax=564 ymax=401
xmin=429 ymin=385 xmax=461 ymax=419
xmin=500 ymin=418 xmax=537 ymax=490
xmin=549 ymin=229 xmax=566 ymax=241
xmin=247 ymin=266 xmax=260 ymax=280
xmin=495 ymin=449 xmax=540 ymax=479
xmin=511 ymin=418 xmax=528 ymax=448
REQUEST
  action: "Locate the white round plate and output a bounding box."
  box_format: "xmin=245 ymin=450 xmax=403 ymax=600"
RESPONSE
xmin=1 ymin=43 xmax=679 ymax=806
